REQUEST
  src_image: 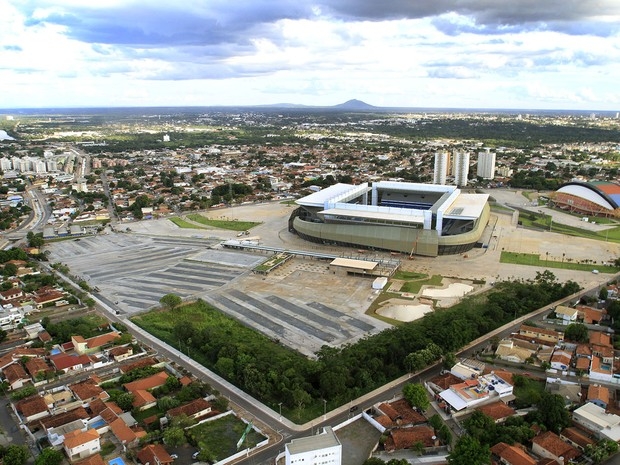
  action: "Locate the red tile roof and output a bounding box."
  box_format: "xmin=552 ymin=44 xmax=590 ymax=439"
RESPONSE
xmin=50 ymin=353 xmax=92 ymax=370
xmin=39 ymin=407 xmax=89 ymax=430
xmin=532 ymin=431 xmax=581 ymax=461
xmin=63 ymin=428 xmax=100 ymax=449
xmin=385 ymin=426 xmax=436 ymax=451
xmin=167 ymin=398 xmax=211 ymax=418
xmin=123 ymin=371 xmax=169 ymax=393
xmin=16 ymin=395 xmax=48 ymax=418
xmin=491 ymin=442 xmax=536 ymax=465
xmin=477 ymin=401 xmax=516 ymax=421
xmin=70 ymin=378 xmax=107 ymax=401
xmin=110 ymin=418 xmax=137 ymax=444
xmin=75 ymin=455 xmax=105 ymax=465
xmin=3 ymin=362 xmax=29 ymax=384
xmin=137 ymin=444 xmax=173 ymax=465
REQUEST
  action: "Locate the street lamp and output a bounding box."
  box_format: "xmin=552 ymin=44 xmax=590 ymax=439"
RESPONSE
xmin=278 ymin=402 xmax=282 ymax=421
xmin=323 ymin=399 xmax=327 ymax=421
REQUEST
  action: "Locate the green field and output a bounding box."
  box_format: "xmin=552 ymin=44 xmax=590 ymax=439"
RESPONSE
xmin=188 ymin=415 xmax=266 ymax=461
xmin=186 ymin=214 xmax=260 ymax=231
xmin=169 ymin=217 xmax=206 ymax=229
xmin=517 ymin=210 xmax=620 ymax=243
xmin=400 ymin=275 xmax=443 ymax=294
xmin=500 ymin=251 xmax=618 ymax=273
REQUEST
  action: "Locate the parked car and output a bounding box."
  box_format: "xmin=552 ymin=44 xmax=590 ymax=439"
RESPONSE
xmin=170 ymin=455 xmax=178 ymax=460
xmin=192 ymin=452 xmax=200 ymax=460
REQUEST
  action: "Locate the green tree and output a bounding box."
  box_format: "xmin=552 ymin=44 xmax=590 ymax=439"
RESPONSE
xmin=599 ymin=287 xmax=609 ymax=301
xmin=116 ymin=392 xmax=135 ymax=411
xmin=34 ymin=448 xmax=63 ymax=465
xmin=442 ymin=352 xmax=457 ymax=370
xmin=402 ymin=383 xmax=430 ymax=411
xmin=564 ymin=323 xmax=589 ymax=343
xmin=532 ymin=392 xmax=571 ymax=433
xmin=447 ymin=435 xmax=490 ymax=465
xmin=2 ymin=445 xmax=29 ymax=465
xmin=160 ymin=293 xmax=182 ymax=310
xmin=163 ymin=426 xmax=186 ymax=447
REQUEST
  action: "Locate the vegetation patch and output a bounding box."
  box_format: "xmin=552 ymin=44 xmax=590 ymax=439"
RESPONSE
xmin=188 ymin=415 xmax=266 ymax=462
xmin=186 ymin=214 xmax=260 ymax=231
xmin=517 ymin=209 xmax=620 ymax=243
xmin=169 ymin=217 xmax=206 ymax=229
xmin=500 ymin=251 xmax=618 ymax=273
xmin=133 ymin=272 xmax=579 ymax=424
xmin=400 ymin=275 xmax=443 ymax=294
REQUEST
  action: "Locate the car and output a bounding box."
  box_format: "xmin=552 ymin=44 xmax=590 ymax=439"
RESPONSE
xmin=349 ymin=405 xmax=359 ymax=413
xmin=192 ymin=452 xmax=200 ymax=460
xmin=170 ymin=455 xmax=178 ymax=460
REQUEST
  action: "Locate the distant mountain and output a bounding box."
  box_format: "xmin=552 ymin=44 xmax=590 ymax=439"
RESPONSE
xmin=331 ymin=99 xmax=376 ymax=110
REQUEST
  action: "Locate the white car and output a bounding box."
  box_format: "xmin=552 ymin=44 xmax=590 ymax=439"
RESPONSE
xmin=192 ymin=452 xmax=200 ymax=460
xmin=170 ymin=455 xmax=178 ymax=460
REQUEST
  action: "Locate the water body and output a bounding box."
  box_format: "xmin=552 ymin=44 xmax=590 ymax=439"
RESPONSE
xmin=0 ymin=130 xmax=14 ymax=141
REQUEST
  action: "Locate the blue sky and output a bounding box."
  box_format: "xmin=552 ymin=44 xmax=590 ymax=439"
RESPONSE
xmin=1 ymin=0 xmax=619 ymax=110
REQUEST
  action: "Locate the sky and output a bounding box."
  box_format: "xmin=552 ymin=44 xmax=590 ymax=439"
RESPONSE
xmin=1 ymin=0 xmax=620 ymax=111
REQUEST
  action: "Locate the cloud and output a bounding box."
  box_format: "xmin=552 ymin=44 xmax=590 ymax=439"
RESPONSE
xmin=2 ymin=45 xmax=22 ymax=51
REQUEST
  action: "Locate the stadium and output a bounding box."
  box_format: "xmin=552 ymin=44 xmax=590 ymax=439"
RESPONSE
xmin=548 ymin=181 xmax=620 ymax=218
xmin=288 ymin=181 xmax=490 ymax=257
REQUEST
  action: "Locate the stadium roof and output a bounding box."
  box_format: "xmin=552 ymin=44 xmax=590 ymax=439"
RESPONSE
xmin=556 ymin=181 xmax=620 ymax=210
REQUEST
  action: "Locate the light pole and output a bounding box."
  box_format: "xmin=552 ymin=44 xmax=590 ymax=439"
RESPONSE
xmin=278 ymin=402 xmax=282 ymax=421
xmin=322 ymin=399 xmax=327 ymax=421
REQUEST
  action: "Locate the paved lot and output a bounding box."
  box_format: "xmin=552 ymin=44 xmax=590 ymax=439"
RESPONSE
xmin=46 ymin=196 xmax=620 ymax=356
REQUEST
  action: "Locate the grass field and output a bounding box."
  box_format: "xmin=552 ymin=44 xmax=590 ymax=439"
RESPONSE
xmin=400 ymin=275 xmax=443 ymax=293
xmin=169 ymin=217 xmax=206 ymax=229
xmin=517 ymin=209 xmax=620 ymax=243
xmin=500 ymin=251 xmax=618 ymax=273
xmin=188 ymin=415 xmax=266 ymax=461
xmin=186 ymin=214 xmax=260 ymax=231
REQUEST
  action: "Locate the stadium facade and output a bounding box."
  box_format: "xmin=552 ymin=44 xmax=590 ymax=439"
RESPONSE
xmin=289 ymin=181 xmax=490 ymax=257
xmin=548 ymin=181 xmax=620 ymax=218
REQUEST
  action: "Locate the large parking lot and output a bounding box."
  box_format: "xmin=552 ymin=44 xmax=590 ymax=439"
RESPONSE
xmin=46 ymin=195 xmax=620 ymax=355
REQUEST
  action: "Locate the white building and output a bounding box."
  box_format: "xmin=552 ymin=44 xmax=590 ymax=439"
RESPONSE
xmin=433 ymin=152 xmax=450 ymax=185
xmin=453 ymin=151 xmax=470 ymax=187
xmin=572 ymin=402 xmax=620 ymax=442
xmin=439 ymin=372 xmax=513 ymax=412
xmin=284 ymin=427 xmax=342 ymax=465
xmin=477 ymin=149 xmax=496 ymax=180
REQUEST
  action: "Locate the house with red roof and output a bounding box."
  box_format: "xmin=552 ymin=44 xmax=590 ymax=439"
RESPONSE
xmin=2 ymin=363 xmax=30 ymax=390
xmin=384 ymin=425 xmax=437 ymax=452
xmin=72 ymin=332 xmax=120 ymax=355
xmin=50 ymin=353 xmax=92 ymax=373
xmin=167 ymin=398 xmax=212 ymax=420
xmin=123 ymin=370 xmax=169 ymax=393
xmin=137 ymin=444 xmax=174 ymax=465
xmin=63 ymin=429 xmax=101 ymax=461
xmin=16 ymin=395 xmax=49 ymax=423
xmin=490 ymin=442 xmax=536 ymax=465
xmin=532 ymin=431 xmax=581 ymax=463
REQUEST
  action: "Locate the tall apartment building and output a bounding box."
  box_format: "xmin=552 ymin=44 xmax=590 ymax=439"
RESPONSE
xmin=453 ymin=151 xmax=470 ymax=187
xmin=433 ymin=152 xmax=450 ymax=185
xmin=477 ymin=149 xmax=496 ymax=180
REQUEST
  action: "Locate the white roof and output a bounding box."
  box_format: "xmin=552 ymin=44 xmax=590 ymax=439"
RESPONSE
xmin=296 ymin=183 xmax=367 ymax=208
xmin=574 ymin=403 xmax=620 ymax=440
xmin=286 ymin=427 xmax=341 ymax=455
xmin=443 ymin=194 xmax=489 ymax=219
xmin=439 ymin=389 xmax=469 ymax=411
xmin=330 ymin=258 xmax=378 ymax=270
xmin=320 ymin=206 xmax=425 ymax=225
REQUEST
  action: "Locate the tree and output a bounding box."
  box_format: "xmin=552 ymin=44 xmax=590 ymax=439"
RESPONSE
xmin=116 ymin=393 xmax=135 ymax=411
xmin=2 ymin=445 xmax=29 ymax=465
xmin=599 ymin=287 xmax=609 ymax=301
xmin=402 ymin=383 xmax=430 ymax=411
xmin=442 ymin=352 xmax=457 ymax=369
xmin=564 ymin=323 xmax=589 ymax=343
xmin=447 ymin=435 xmax=490 ymax=465
xmin=163 ymin=426 xmax=186 ymax=447
xmin=532 ymin=392 xmax=571 ymax=433
xmin=0 ymin=328 xmax=7 ymax=344
xmin=35 ymin=448 xmax=63 ymax=465
xmin=160 ymin=293 xmax=182 ymax=310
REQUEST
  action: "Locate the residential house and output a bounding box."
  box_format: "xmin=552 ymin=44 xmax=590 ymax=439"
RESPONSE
xmin=587 ymin=384 xmax=610 ymax=409
xmin=550 ymin=348 xmax=573 ymax=371
xmin=572 ymin=402 xmax=620 ymax=442
xmin=495 ymin=339 xmax=536 ymax=364
xmin=106 ymin=345 xmax=133 ymax=362
xmin=50 ymin=353 xmax=92 ymax=373
xmin=560 ymin=427 xmax=597 ymax=452
xmin=518 ymin=325 xmax=563 ymax=345
xmin=450 ymin=359 xmax=485 ymax=380
xmin=69 ymin=378 xmax=109 ymax=406
xmin=109 ymin=417 xmax=140 ymax=448
xmin=3 ymin=363 xmax=30 ymax=390
xmin=477 ymin=401 xmax=516 ymax=423
xmin=63 ymin=429 xmax=101 ymax=461
xmin=25 ymin=357 xmax=54 ymax=381
xmin=16 ymin=395 xmax=49 ymax=423
xmin=75 ymin=454 xmax=105 ymax=465
xmin=439 ymin=373 xmax=514 ymax=412
xmin=167 ymin=398 xmax=212 ymax=421
xmin=47 ymin=419 xmax=88 ymax=448
xmin=137 ymin=444 xmax=174 ymax=465
xmin=39 ymin=407 xmax=90 ymax=434
xmin=590 ymin=356 xmax=614 ymax=382
xmin=32 ymin=286 xmax=66 ymax=309
xmin=546 ymin=379 xmax=581 ymax=406
xmin=132 ymin=389 xmax=157 ymax=411
xmin=490 ymin=442 xmax=536 ymax=465
xmin=71 ymin=332 xmax=120 ymax=355
xmin=532 ymin=431 xmax=581 ymax=463
xmin=555 ymin=305 xmax=579 ymax=326
xmin=123 ymin=370 xmax=170 ymax=393
xmin=384 ymin=425 xmax=437 ymax=452
xmin=577 ymin=305 xmax=605 ymax=324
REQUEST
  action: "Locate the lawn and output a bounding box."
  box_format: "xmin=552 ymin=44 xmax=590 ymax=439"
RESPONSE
xmin=188 ymin=415 xmax=267 ymax=461
xmin=186 ymin=214 xmax=260 ymax=231
xmin=517 ymin=209 xmax=620 ymax=243
xmin=169 ymin=217 xmax=206 ymax=229
xmin=392 ymin=271 xmax=428 ymax=280
xmin=500 ymin=251 xmax=618 ymax=273
xmin=400 ymin=275 xmax=443 ymax=293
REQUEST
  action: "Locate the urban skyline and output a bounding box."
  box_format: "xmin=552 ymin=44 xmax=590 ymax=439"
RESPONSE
xmin=1 ymin=0 xmax=619 ymax=111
